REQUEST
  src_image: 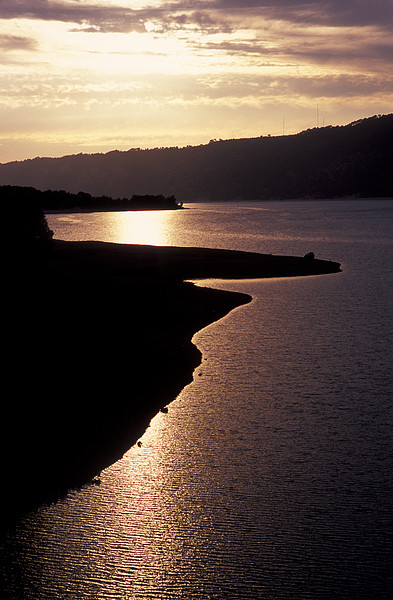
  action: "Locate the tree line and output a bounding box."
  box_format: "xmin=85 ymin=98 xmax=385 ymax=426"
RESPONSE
xmin=1 ymin=185 xmax=183 ymax=211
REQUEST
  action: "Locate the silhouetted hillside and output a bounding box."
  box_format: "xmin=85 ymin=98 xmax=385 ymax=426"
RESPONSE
xmin=1 ymin=114 xmax=392 ymax=201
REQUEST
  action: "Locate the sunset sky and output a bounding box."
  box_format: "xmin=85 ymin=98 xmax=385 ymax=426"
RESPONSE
xmin=1 ymin=0 xmax=392 ymax=163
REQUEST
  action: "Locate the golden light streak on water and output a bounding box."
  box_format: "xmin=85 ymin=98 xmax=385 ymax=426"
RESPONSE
xmin=112 ymin=210 xmax=178 ymax=246
xmin=50 ymin=209 xmax=181 ymax=246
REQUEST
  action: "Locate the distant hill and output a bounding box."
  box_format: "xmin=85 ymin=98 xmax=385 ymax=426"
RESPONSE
xmin=0 ymin=114 xmax=392 ymax=201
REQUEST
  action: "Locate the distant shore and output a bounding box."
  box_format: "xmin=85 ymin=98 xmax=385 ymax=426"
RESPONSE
xmin=3 ymin=240 xmax=341 ymax=525
xmin=44 ymin=205 xmax=185 ymax=213
xmin=1 ymin=185 xmax=184 ymax=212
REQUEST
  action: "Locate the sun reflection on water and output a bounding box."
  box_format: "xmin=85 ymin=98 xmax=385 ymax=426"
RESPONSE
xmin=47 ymin=209 xmax=182 ymax=246
xmin=106 ymin=210 xmax=179 ymax=246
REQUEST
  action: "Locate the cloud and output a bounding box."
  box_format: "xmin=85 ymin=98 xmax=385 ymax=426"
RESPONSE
xmin=1 ymin=1 xmax=392 ymax=35
xmin=1 ymin=2 xmax=391 ymax=77
xmin=1 ymin=0 xmax=392 ymax=162
xmin=0 ymin=1 xmax=231 ymax=36
xmin=0 ymin=34 xmax=38 ymax=51
xmin=202 ymin=34 xmax=393 ymax=67
xmin=0 ymin=1 xmax=148 ymax=33
xmin=214 ymin=1 xmax=393 ymax=29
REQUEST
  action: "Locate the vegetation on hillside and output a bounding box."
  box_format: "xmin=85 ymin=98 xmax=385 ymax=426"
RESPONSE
xmin=0 ymin=114 xmax=391 ymax=201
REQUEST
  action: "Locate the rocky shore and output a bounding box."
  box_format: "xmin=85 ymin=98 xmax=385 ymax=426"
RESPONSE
xmin=3 ymin=240 xmax=341 ymax=525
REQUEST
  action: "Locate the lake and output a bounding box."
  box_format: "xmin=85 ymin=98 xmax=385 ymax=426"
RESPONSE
xmin=1 ymin=199 xmax=392 ymax=599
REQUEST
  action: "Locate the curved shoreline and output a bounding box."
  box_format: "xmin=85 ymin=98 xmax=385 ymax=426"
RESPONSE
xmin=3 ymin=241 xmax=341 ymax=525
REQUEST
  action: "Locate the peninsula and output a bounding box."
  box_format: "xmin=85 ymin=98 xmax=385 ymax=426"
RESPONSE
xmin=4 ymin=236 xmax=341 ymax=525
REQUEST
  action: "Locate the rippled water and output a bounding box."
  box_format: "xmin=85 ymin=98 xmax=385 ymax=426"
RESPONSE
xmin=2 ymin=200 xmax=393 ymax=599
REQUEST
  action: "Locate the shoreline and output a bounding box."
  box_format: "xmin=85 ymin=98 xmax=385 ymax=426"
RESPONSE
xmin=44 ymin=205 xmax=185 ymax=214
xmin=3 ymin=241 xmax=341 ymax=525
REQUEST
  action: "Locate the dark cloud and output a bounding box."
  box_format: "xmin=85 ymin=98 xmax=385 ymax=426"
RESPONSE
xmin=0 ymin=1 xmax=392 ymax=34
xmin=0 ymin=33 xmax=38 ymax=51
xmin=202 ymin=35 xmax=393 ymax=68
xmin=214 ymin=1 xmax=393 ymax=29
xmin=0 ymin=1 xmax=148 ymax=33
xmin=0 ymin=1 xmax=232 ymax=35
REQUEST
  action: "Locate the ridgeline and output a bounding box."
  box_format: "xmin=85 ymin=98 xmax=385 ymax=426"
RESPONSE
xmin=0 ymin=114 xmax=392 ymax=202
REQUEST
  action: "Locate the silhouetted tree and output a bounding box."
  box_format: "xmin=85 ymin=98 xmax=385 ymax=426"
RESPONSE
xmin=1 ymin=186 xmax=55 ymax=247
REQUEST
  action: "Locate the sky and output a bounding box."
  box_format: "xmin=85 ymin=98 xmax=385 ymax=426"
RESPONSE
xmin=0 ymin=0 xmax=392 ymax=163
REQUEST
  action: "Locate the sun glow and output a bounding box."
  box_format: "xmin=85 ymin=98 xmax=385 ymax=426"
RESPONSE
xmin=1 ymin=1 xmax=392 ymax=162
xmin=113 ymin=210 xmax=178 ymax=246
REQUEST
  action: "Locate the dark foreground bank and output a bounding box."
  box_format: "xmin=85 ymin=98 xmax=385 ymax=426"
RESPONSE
xmin=3 ymin=241 xmax=341 ymax=526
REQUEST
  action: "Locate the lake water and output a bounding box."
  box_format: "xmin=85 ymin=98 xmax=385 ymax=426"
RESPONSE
xmin=2 ymin=200 xmax=393 ymax=599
